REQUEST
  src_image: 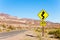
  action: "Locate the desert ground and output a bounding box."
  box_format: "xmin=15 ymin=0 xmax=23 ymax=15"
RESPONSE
xmin=0 ymin=28 xmax=59 ymax=40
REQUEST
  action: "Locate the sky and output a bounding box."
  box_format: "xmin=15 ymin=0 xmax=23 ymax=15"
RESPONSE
xmin=0 ymin=0 xmax=60 ymax=23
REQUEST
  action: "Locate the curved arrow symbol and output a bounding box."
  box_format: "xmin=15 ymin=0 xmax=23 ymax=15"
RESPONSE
xmin=41 ymin=11 xmax=45 ymax=19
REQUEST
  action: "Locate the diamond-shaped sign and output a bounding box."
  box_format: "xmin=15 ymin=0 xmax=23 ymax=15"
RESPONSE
xmin=38 ymin=9 xmax=49 ymax=20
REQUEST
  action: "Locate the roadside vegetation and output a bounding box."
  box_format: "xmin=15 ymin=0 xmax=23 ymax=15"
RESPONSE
xmin=33 ymin=27 xmax=42 ymax=40
xmin=48 ymin=29 xmax=60 ymax=39
xmin=0 ymin=24 xmax=19 ymax=32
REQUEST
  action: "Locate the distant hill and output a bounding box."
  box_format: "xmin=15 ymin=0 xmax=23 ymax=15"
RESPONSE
xmin=0 ymin=13 xmax=60 ymax=28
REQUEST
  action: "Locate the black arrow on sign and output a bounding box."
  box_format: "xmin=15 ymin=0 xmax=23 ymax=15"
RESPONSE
xmin=41 ymin=11 xmax=45 ymax=19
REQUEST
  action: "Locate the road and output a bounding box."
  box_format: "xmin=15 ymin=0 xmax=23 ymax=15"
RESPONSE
xmin=0 ymin=30 xmax=58 ymax=40
xmin=0 ymin=30 xmax=26 ymax=39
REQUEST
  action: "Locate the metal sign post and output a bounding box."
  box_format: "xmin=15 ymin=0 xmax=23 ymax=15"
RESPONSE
xmin=42 ymin=25 xmax=44 ymax=36
xmin=40 ymin=20 xmax=46 ymax=37
xmin=38 ymin=9 xmax=49 ymax=37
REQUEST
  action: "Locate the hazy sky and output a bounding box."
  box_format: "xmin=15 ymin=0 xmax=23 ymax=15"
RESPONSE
xmin=0 ymin=0 xmax=60 ymax=23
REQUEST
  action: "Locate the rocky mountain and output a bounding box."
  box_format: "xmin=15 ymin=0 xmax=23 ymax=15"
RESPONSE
xmin=0 ymin=13 xmax=60 ymax=28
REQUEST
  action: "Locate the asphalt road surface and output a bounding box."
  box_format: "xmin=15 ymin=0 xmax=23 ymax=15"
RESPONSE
xmin=0 ymin=30 xmax=26 ymax=39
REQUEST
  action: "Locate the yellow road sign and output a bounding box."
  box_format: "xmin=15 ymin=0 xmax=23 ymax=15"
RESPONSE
xmin=40 ymin=21 xmax=46 ymax=26
xmin=38 ymin=9 xmax=49 ymax=20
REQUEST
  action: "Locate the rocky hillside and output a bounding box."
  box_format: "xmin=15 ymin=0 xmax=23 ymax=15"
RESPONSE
xmin=0 ymin=13 xmax=60 ymax=28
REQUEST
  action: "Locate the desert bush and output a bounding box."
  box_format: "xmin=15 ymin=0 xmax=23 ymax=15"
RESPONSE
xmin=48 ymin=30 xmax=56 ymax=35
xmin=48 ymin=29 xmax=60 ymax=39
xmin=0 ymin=29 xmax=2 ymax=32
xmin=34 ymin=27 xmax=41 ymax=32
xmin=54 ymin=29 xmax=60 ymax=38
xmin=6 ymin=29 xmax=11 ymax=32
xmin=2 ymin=24 xmax=6 ymax=28
xmin=8 ymin=25 xmax=16 ymax=30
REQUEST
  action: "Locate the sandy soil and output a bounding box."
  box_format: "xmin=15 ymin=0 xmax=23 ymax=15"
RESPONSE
xmin=0 ymin=30 xmax=59 ymax=40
